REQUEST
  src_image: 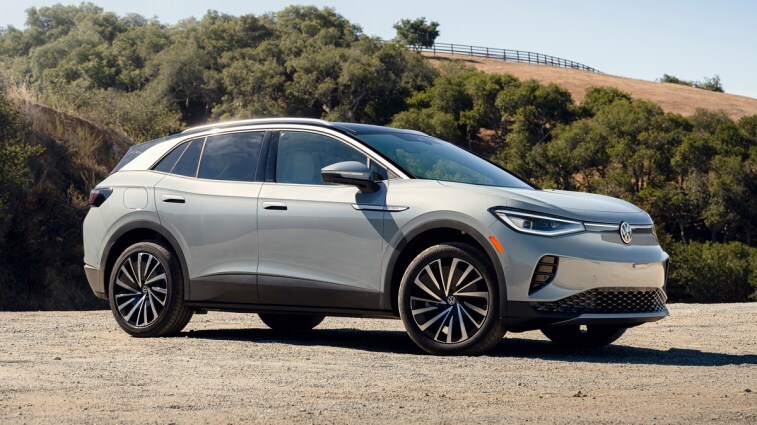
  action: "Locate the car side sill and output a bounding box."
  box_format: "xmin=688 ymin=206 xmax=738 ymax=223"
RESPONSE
xmin=184 ymin=301 xmax=398 ymax=319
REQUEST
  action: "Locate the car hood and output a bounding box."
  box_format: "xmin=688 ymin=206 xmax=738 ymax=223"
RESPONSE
xmin=437 ymin=182 xmax=651 ymax=224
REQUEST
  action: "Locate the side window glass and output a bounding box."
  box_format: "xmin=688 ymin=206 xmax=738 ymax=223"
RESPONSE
xmin=198 ymin=132 xmax=264 ymax=182
xmin=369 ymin=160 xmax=388 ymax=181
xmin=153 ymin=141 xmax=189 ymax=173
xmin=276 ymin=132 xmax=367 ymax=185
xmin=172 ymin=138 xmax=204 ymax=177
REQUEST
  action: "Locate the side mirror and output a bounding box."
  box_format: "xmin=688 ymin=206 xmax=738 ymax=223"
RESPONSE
xmin=321 ymin=161 xmax=381 ymax=193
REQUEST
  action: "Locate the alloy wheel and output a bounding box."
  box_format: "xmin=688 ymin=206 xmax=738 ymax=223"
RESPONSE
xmin=409 ymin=257 xmax=490 ymax=344
xmin=112 ymin=252 xmax=169 ymax=328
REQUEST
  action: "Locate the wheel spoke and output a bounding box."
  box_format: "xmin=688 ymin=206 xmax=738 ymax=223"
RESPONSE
xmin=411 ymin=305 xmax=439 ymax=316
xmin=137 ymin=253 xmax=144 ymax=286
xmin=456 ymin=304 xmax=468 ymax=340
xmin=117 ymin=294 xmax=139 ymax=310
xmin=423 ymin=262 xmax=443 ymax=294
xmin=414 ymin=277 xmax=442 ymax=301
xmin=127 ymin=258 xmax=140 ymax=287
xmin=453 ymin=276 xmax=482 ymax=295
xmin=115 ymin=278 xmax=139 ymax=293
xmin=436 ymin=260 xmax=446 ymax=295
xmin=455 ymin=291 xmax=489 ymax=301
xmin=148 ymin=288 xmax=166 ymax=306
xmin=419 ymin=306 xmax=452 ymax=331
xmin=123 ymin=295 xmax=145 ymax=321
xmin=452 ymin=264 xmax=474 ymax=294
xmin=463 ymin=301 xmax=488 ymax=317
xmin=144 ymin=273 xmax=166 ymax=286
xmin=445 ymin=259 xmax=459 ymax=295
xmin=445 ymin=313 xmax=454 ymax=343
xmin=147 ymin=291 xmax=159 ymax=319
xmin=150 ymin=286 xmax=167 ymax=295
xmin=459 ymin=303 xmax=483 ymax=329
xmin=433 ymin=307 xmax=454 ymax=341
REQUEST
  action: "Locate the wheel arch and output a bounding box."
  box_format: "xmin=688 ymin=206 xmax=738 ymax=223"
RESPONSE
xmin=99 ymin=220 xmax=190 ymax=300
xmin=381 ymin=219 xmax=507 ymax=316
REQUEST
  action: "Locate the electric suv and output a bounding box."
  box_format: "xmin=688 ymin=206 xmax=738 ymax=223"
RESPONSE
xmin=83 ymin=118 xmax=669 ymax=355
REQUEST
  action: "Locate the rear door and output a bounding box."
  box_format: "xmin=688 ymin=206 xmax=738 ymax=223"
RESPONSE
xmin=154 ymin=131 xmax=266 ymax=303
xmin=256 ymin=130 xmax=387 ymax=310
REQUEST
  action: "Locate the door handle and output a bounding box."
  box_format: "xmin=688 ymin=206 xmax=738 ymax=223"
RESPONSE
xmin=161 ymin=194 xmax=185 ymax=204
xmin=262 ymin=201 xmax=287 ymax=211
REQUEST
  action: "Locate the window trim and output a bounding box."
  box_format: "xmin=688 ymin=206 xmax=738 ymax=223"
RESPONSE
xmin=151 ymin=130 xmax=269 ymax=184
xmin=146 ymin=124 xmax=409 ymax=181
xmin=270 ymin=129 xmax=387 ymax=187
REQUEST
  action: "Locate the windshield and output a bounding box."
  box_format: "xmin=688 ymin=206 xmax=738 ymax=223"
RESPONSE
xmin=355 ymin=131 xmax=532 ymax=188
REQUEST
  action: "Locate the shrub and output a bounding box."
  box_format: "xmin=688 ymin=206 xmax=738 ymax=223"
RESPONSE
xmin=665 ymin=241 xmax=756 ymax=303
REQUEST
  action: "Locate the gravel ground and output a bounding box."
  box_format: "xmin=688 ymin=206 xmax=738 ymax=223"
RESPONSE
xmin=0 ymin=303 xmax=755 ymax=424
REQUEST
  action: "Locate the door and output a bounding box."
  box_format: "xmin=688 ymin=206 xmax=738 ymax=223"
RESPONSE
xmin=257 ymin=130 xmax=386 ymax=310
xmin=154 ymin=131 xmax=265 ymax=303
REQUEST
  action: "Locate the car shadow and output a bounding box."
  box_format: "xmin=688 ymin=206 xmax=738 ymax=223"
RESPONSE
xmin=183 ymin=327 xmax=757 ymax=367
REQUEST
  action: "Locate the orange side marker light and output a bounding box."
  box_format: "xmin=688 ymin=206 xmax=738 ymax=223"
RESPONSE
xmin=489 ymin=236 xmax=504 ymax=253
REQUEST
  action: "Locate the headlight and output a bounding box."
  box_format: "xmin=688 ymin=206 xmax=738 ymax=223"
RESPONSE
xmin=492 ymin=209 xmax=585 ymax=236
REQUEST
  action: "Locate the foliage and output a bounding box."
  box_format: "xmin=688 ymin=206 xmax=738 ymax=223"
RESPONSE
xmin=0 ymin=4 xmax=436 ymax=137
xmin=660 ymin=73 xmax=724 ymax=93
xmin=665 ymin=241 xmax=757 ymax=303
xmin=393 ymin=17 xmax=440 ymax=51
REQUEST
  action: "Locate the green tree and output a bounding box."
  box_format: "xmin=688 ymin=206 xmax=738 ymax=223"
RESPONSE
xmin=393 ymin=17 xmax=440 ymax=51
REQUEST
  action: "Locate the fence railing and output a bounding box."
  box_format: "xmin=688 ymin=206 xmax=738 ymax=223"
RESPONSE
xmin=415 ymin=42 xmax=600 ymax=73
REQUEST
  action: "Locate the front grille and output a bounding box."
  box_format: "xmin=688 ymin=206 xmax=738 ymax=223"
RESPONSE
xmin=531 ymin=287 xmax=667 ymax=314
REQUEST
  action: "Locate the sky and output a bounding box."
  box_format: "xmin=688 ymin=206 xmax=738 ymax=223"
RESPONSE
xmin=2 ymin=0 xmax=756 ymax=98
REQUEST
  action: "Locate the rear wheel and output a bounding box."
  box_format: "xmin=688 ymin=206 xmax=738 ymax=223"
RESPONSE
xmin=541 ymin=325 xmax=627 ymax=347
xmin=108 ymin=241 xmax=193 ymax=337
xmin=259 ymin=313 xmax=325 ymax=331
xmin=399 ymin=243 xmax=506 ymax=355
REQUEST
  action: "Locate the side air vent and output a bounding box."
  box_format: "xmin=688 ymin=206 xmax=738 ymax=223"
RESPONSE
xmin=529 ymin=255 xmax=559 ymax=294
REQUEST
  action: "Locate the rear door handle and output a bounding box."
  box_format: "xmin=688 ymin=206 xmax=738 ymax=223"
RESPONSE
xmin=262 ymin=201 xmax=287 ymax=211
xmin=161 ymin=194 xmax=185 ymax=204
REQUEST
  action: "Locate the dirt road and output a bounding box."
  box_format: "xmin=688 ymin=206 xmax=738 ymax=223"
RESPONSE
xmin=1 ymin=304 xmax=755 ymax=424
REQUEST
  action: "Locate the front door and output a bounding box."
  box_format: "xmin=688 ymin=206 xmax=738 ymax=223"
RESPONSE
xmin=257 ymin=130 xmax=386 ymax=310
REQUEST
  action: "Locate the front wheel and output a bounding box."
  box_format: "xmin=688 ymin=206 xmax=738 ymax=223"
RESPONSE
xmin=541 ymin=325 xmax=627 ymax=347
xmin=108 ymin=241 xmax=193 ymax=337
xmin=399 ymin=243 xmax=506 ymax=355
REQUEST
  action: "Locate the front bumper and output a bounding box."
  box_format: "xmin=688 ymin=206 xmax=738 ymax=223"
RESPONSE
xmin=84 ymin=264 xmax=107 ymax=299
xmin=505 ymin=299 xmax=669 ymax=331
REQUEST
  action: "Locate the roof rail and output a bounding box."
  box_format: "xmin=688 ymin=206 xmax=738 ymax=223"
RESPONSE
xmin=181 ymin=118 xmax=330 ymax=134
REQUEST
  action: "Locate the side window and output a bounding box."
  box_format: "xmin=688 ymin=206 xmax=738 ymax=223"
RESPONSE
xmin=172 ymin=138 xmax=204 ymax=177
xmin=198 ymin=132 xmax=264 ymax=182
xmin=276 ymin=132 xmax=368 ymax=185
xmin=153 ymin=141 xmax=190 ymax=173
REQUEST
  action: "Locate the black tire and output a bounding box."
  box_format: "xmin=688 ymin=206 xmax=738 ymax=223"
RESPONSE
xmin=398 ymin=242 xmax=507 ymax=355
xmin=541 ymin=325 xmax=627 ymax=348
xmin=259 ymin=313 xmax=325 ymax=331
xmin=108 ymin=240 xmax=193 ymax=337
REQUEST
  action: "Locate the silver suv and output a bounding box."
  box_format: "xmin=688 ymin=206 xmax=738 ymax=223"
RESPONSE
xmin=83 ymin=118 xmax=669 ymax=355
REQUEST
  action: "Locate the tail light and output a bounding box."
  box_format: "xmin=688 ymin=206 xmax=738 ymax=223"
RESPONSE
xmin=88 ymin=188 xmax=113 ymax=207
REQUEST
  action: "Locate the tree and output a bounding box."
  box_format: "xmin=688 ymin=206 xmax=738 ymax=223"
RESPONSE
xmin=393 ymin=17 xmax=439 ymax=51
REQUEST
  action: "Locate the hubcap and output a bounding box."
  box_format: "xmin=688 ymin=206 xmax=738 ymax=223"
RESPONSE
xmin=409 ymin=257 xmax=490 ymax=344
xmin=112 ymin=252 xmax=168 ymax=328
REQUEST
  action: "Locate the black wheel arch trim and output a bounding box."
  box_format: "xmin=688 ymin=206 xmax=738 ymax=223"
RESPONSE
xmin=381 ymin=219 xmax=508 ymax=315
xmin=99 ymin=219 xmax=191 ymax=300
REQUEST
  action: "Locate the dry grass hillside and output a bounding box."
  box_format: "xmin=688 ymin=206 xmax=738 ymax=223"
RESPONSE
xmin=423 ymin=53 xmax=757 ymax=119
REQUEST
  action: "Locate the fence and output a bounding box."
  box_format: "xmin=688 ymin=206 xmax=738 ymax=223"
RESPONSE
xmin=415 ymin=42 xmax=600 ymax=73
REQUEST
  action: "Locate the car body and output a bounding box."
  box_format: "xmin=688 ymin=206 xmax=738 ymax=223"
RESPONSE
xmin=83 ymin=118 xmax=669 ymax=355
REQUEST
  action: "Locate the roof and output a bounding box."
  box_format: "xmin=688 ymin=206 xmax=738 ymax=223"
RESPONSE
xmin=180 ymin=118 xmax=423 ymax=137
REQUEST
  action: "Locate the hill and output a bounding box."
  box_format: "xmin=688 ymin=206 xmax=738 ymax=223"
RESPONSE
xmin=1 ymin=96 xmax=130 ymax=310
xmin=423 ymin=53 xmax=757 ymax=120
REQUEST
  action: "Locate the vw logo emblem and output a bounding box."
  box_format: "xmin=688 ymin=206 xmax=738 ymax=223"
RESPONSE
xmin=619 ymin=222 xmax=633 ymax=244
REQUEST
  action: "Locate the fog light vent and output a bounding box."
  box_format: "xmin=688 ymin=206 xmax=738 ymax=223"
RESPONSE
xmin=529 ymin=255 xmax=559 ymax=294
